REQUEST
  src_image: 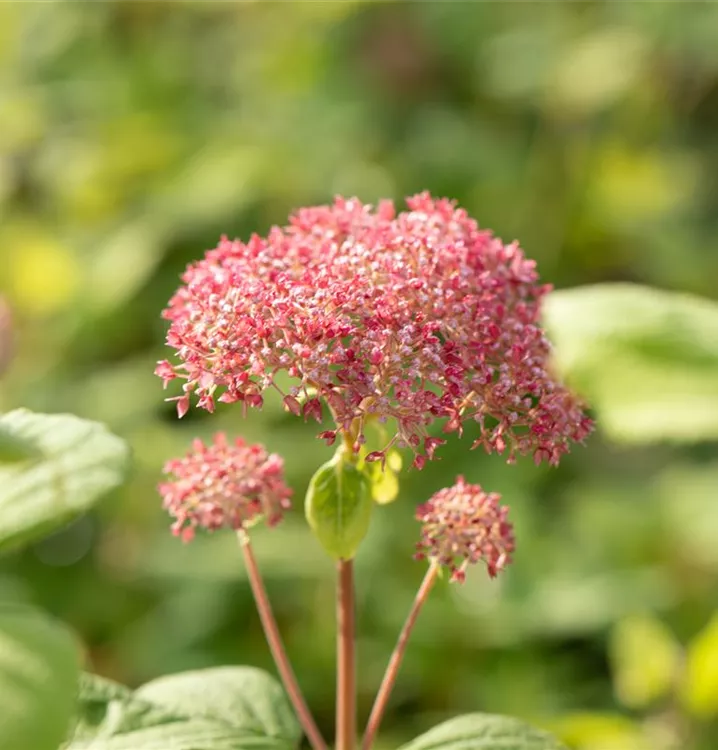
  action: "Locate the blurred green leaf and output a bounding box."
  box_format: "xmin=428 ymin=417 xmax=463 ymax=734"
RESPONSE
xmin=68 ymin=667 xmax=301 ymax=750
xmin=85 ymin=220 xmax=166 ymax=314
xmin=550 ymin=712 xmax=649 ymax=750
xmin=0 ymin=409 xmax=130 ymax=553
xmin=399 ymin=714 xmax=568 ymax=750
xmin=608 ymin=613 xmax=681 ymax=709
xmin=0 ymin=423 xmax=40 ymax=463
xmin=682 ymin=612 xmax=718 ymax=718
xmin=543 ymin=283 xmax=718 ymax=443
xmin=0 ymin=606 xmax=79 ymax=750
xmin=305 ymin=453 xmax=372 ymax=560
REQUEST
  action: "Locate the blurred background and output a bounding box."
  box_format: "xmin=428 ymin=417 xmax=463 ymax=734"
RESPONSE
xmin=1 ymin=2 xmax=718 ymax=749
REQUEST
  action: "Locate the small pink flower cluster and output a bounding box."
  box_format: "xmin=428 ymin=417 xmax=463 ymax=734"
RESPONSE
xmin=156 ymin=192 xmax=592 ymax=468
xmin=158 ymin=433 xmax=292 ymax=541
xmin=415 ymin=476 xmax=515 ymax=582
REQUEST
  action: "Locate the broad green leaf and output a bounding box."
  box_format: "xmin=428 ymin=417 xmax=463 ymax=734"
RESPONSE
xmin=399 ymin=713 xmax=568 ymax=750
xmin=305 ymin=453 xmax=372 ymax=559
xmin=67 ymin=667 xmax=301 ymax=750
xmin=71 ymin=672 xmax=175 ymax=741
xmin=67 ymin=722 xmax=289 ymax=749
xmin=134 ymin=667 xmax=301 ymax=743
xmin=0 ymin=424 xmax=40 ymax=463
xmin=0 ymin=409 xmax=131 ymax=553
xmin=608 ymin=614 xmax=680 ymax=708
xmin=0 ymin=606 xmax=79 ymax=750
xmin=543 ymin=283 xmax=718 ymax=444
xmin=682 ymin=612 xmax=718 ymax=718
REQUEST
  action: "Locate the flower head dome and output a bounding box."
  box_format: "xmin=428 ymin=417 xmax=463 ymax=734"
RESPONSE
xmin=156 ymin=193 xmax=592 ymax=468
xmin=415 ymin=476 xmax=514 ymax=582
xmin=158 ymin=433 xmax=292 ymax=542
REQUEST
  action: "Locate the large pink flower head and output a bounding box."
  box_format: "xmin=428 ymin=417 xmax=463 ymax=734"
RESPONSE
xmin=158 ymin=433 xmax=292 ymax=542
xmin=156 ymin=192 xmax=592 ymax=468
xmin=415 ymin=476 xmax=515 ymax=582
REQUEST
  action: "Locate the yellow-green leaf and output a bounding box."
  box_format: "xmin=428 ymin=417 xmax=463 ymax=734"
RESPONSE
xmin=551 ymin=712 xmax=649 ymax=750
xmin=609 ymin=614 xmax=681 ymax=709
xmin=682 ymin=612 xmax=718 ymax=718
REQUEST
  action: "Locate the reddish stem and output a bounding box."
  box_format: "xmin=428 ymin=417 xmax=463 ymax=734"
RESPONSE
xmin=361 ymin=562 xmax=440 ymax=750
xmin=239 ymin=534 xmax=328 ymax=750
xmin=337 ymin=558 xmax=357 ymax=750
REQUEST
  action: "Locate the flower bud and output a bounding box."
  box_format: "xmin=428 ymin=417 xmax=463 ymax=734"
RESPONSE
xmin=416 ymin=476 xmax=514 ymax=581
xmin=159 ymin=433 xmax=292 ymax=542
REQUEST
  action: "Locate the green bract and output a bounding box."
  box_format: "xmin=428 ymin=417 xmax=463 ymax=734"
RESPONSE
xmin=365 ymin=448 xmax=403 ymax=506
xmin=305 ymin=452 xmax=373 ymax=560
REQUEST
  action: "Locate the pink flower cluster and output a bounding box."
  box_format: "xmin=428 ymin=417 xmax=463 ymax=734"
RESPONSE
xmin=158 ymin=433 xmax=292 ymax=542
xmin=156 ymin=193 xmax=592 ymax=468
xmin=415 ymin=476 xmax=515 ymax=582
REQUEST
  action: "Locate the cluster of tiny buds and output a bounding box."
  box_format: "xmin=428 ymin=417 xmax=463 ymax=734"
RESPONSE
xmin=158 ymin=433 xmax=292 ymax=542
xmin=415 ymin=476 xmax=515 ymax=583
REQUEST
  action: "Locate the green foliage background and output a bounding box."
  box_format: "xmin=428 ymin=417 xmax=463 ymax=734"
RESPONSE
xmin=1 ymin=2 xmax=718 ymax=748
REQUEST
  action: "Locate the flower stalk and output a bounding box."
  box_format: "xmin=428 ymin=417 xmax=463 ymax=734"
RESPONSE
xmin=337 ymin=558 xmax=357 ymax=750
xmin=239 ymin=533 xmax=328 ymax=750
xmin=361 ymin=561 xmax=440 ymax=750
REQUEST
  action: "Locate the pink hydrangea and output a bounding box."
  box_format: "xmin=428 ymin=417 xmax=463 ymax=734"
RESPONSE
xmin=156 ymin=192 xmax=592 ymax=468
xmin=415 ymin=476 xmax=514 ymax=582
xmin=158 ymin=433 xmax=292 ymax=542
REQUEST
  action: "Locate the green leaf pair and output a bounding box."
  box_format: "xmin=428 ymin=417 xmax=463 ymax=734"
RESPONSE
xmin=67 ymin=673 xmax=566 ymax=750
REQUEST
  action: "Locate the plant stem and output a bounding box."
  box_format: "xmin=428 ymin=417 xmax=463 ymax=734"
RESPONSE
xmin=337 ymin=558 xmax=357 ymax=750
xmin=239 ymin=533 xmax=328 ymax=750
xmin=361 ymin=561 xmax=440 ymax=750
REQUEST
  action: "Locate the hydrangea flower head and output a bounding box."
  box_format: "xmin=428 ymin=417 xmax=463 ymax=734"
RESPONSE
xmin=415 ymin=476 xmax=514 ymax=582
xmin=158 ymin=433 xmax=292 ymax=542
xmin=156 ymin=193 xmax=592 ymax=468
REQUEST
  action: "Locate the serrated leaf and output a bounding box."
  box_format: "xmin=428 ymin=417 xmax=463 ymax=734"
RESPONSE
xmin=0 ymin=606 xmax=80 ymax=750
xmin=71 ymin=672 xmax=175 ymax=741
xmin=305 ymin=454 xmax=372 ymax=559
xmin=609 ymin=614 xmax=680 ymax=709
xmin=135 ymin=667 xmax=301 ymax=742
xmin=543 ymin=283 xmax=718 ymax=444
xmin=682 ymin=612 xmax=718 ymax=718
xmin=0 ymin=409 xmax=131 ymax=553
xmin=67 ymin=667 xmax=302 ymax=750
xmin=399 ymin=713 xmax=568 ymax=750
